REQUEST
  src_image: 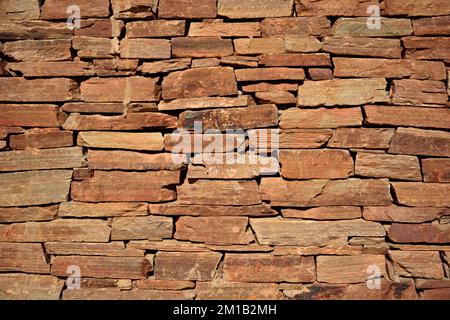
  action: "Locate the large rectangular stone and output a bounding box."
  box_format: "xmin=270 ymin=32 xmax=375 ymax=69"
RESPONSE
xmin=260 ymin=178 xmax=390 ymax=207
xmin=0 ymin=170 xmax=71 ymax=207
xmin=59 ymin=201 xmax=148 ymax=218
xmin=260 ymin=53 xmax=331 ymax=67
xmin=63 ymin=113 xmax=176 ymax=131
xmin=175 ymin=217 xmax=253 ymax=245
xmin=138 ymin=278 xmax=195 ymax=290
xmin=127 ymin=20 xmax=186 ymax=38
xmin=179 ymin=105 xmax=278 ymax=131
xmin=261 ymin=17 xmax=331 ymax=36
xmin=363 ymin=206 xmax=449 ymax=223
xmin=112 ymin=0 xmax=157 ymax=19
xmin=0 ymin=0 xmax=40 ymax=20
xmin=120 ymin=38 xmax=171 ymax=59
xmin=317 ymin=255 xmax=386 ymax=284
xmin=280 ymin=149 xmax=354 ymax=179
xmin=41 ymin=0 xmax=110 ymax=19
xmin=389 ymin=251 xmax=444 ymax=279
xmin=298 ymin=79 xmax=388 ymax=106
xmin=158 ymin=0 xmax=217 ymax=18
xmin=422 ymin=159 xmax=450 ymax=183
xmin=328 ymin=128 xmax=394 ymax=149
xmin=75 ymin=19 xmax=120 ymax=38
xmin=3 ymin=39 xmax=71 ymax=62
xmin=0 ymin=274 xmax=63 ymax=300
xmin=0 ymin=147 xmax=85 ymax=172
xmin=149 ymin=203 xmax=276 ymax=217
xmin=112 ymin=216 xmax=173 ymax=241
xmin=81 ymin=77 xmax=159 ymax=102
xmin=196 ymin=282 xmax=282 ymax=300
xmin=177 ymin=180 xmax=261 ymax=206
xmin=223 ymin=254 xmax=315 ymax=283
xmin=284 ymin=36 xmax=323 ymax=52
xmin=234 ymin=38 xmax=286 ymax=55
xmin=391 ymin=79 xmax=448 ymax=107
xmin=63 ymin=102 xmax=145 ymax=114
xmin=189 ymin=22 xmax=260 ymax=37
xmin=388 ymin=223 xmax=450 ymax=244
xmin=0 ymin=219 xmax=110 ymax=242
xmin=403 ymin=36 xmax=450 ymax=60
xmin=172 ymin=37 xmax=233 ymax=58
xmin=280 ymin=108 xmax=363 ymax=129
xmin=249 ymin=129 xmax=332 ymax=149
xmin=0 ymin=78 xmax=78 ymax=102
xmin=87 ymin=150 xmax=184 ymax=171
xmin=282 ymin=206 xmax=362 ymax=220
xmin=51 ymin=256 xmax=151 ymax=279
xmin=7 ymin=61 xmax=96 ymax=78
xmin=383 ymin=0 xmax=450 ymax=16
xmin=44 ymin=242 xmax=144 ymax=257
xmin=0 ymin=243 xmax=49 ymax=273
xmin=235 ymin=68 xmax=305 ymax=81
xmin=218 ymin=0 xmax=294 ymax=18
xmin=73 ymin=37 xmax=118 ymax=58
xmin=0 ymin=205 xmax=58 ymax=223
xmin=0 ymin=104 xmax=61 ymax=127
xmin=255 ymin=91 xmax=296 ymax=104
xmin=296 ymin=0 xmax=379 ymax=16
xmin=0 ymin=273 xmax=64 ymax=300
xmin=323 ymin=37 xmax=402 ymax=58
xmin=355 ymin=152 xmax=421 ymax=181
xmin=9 ymin=128 xmax=73 ymax=150
xmin=250 ymin=218 xmax=385 ymax=246
xmin=286 ymin=280 xmax=418 ymax=300
xmin=332 ymin=18 xmax=413 ymax=37
xmin=413 ymin=16 xmax=450 ymax=35
xmin=388 ymin=128 xmax=450 ymax=157
xmin=162 ymin=67 xmax=237 ymax=100
xmin=391 ymin=183 xmax=450 ymax=207
xmin=365 ymin=106 xmax=450 ymax=129
xmin=62 ymin=288 xmax=195 ymax=300
xmin=71 ymin=171 xmax=178 ymax=202
xmin=155 ymin=252 xmax=222 ymax=281
xmin=187 ymin=154 xmax=277 ymax=179
xmin=78 ymin=132 xmax=164 ymax=151
xmin=0 ymin=21 xmax=72 ymax=40
xmin=334 ymin=58 xmax=446 ymax=80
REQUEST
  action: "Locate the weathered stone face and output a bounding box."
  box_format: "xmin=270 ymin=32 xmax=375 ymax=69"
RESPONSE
xmin=71 ymin=171 xmax=178 ymax=202
xmin=154 ymin=252 xmax=222 ymax=281
xmin=280 ymin=149 xmax=354 ymax=179
xmin=223 ymin=254 xmax=315 ymax=282
xmin=175 ymin=217 xmax=253 ymax=245
xmin=218 ymin=0 xmax=294 ymax=18
xmin=317 ymin=255 xmax=387 ymax=283
xmin=250 ymin=218 xmax=385 ymax=246
xmin=162 ymin=67 xmax=238 ymax=99
xmin=297 ymin=79 xmax=388 ymax=106
xmin=1 ymin=0 xmax=449 ymax=302
xmin=259 ymin=178 xmax=390 ymax=207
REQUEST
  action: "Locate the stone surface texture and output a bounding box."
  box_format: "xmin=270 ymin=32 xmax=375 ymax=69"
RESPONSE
xmin=0 ymin=0 xmax=448 ymax=301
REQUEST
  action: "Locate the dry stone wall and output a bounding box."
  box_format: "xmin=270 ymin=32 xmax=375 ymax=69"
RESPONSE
xmin=0 ymin=0 xmax=449 ymax=300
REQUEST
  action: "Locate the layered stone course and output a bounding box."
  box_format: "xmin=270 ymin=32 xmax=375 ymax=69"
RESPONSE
xmin=0 ymin=0 xmax=449 ymax=300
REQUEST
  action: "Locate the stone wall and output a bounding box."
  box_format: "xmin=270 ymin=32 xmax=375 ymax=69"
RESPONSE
xmin=0 ymin=0 xmax=449 ymax=300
